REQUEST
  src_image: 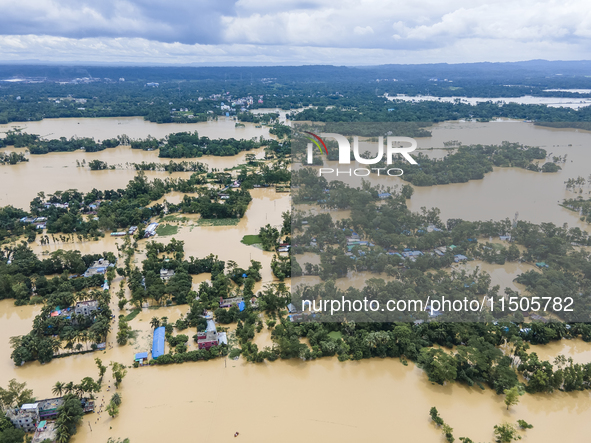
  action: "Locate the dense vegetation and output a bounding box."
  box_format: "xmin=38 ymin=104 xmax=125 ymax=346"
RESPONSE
xmin=3 ymin=130 xmax=121 ymax=154
xmin=563 ymin=196 xmax=591 ymax=224
xmin=291 ymin=173 xmax=591 ymax=322
xmin=0 ymin=243 xmax=115 ymax=304
xmin=10 ymin=283 xmax=113 ymax=365
xmin=3 ymin=62 xmax=591 ymax=127
xmin=385 ymin=142 xmax=551 ymax=186
xmin=0 ymin=151 xmax=28 ymax=165
xmin=131 ymin=131 xmax=262 ymax=158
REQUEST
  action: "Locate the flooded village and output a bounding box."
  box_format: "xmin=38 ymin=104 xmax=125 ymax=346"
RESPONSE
xmin=2 ymin=114 xmax=591 ymax=443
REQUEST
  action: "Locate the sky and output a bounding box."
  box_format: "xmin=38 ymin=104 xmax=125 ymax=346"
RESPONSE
xmin=0 ymin=0 xmax=590 ymax=65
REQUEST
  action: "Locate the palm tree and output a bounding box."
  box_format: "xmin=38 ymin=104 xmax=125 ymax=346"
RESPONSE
xmin=111 ymin=392 xmax=122 ymax=406
xmin=52 ymin=382 xmax=64 ymax=397
xmin=51 ymin=338 xmax=62 ymax=355
xmin=56 ymin=426 xmax=70 ymax=443
xmin=64 ymin=382 xmax=75 ymax=395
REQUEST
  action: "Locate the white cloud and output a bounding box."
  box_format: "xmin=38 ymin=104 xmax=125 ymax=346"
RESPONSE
xmin=0 ymin=34 xmax=586 ymax=65
xmin=354 ymin=26 xmax=374 ymax=36
xmin=0 ymin=0 xmax=590 ymax=63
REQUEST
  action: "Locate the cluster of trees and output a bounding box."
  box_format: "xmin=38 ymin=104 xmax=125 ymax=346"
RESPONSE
xmin=233 ymin=158 xmax=291 ymax=188
xmin=131 ymin=131 xmax=262 ymax=158
xmin=0 ymin=379 xmax=35 ymax=411
xmin=125 ymin=239 xmax=238 ymax=307
xmin=429 ymin=406 xmax=531 ymax=443
xmin=1 ymin=244 xmax=113 ymax=304
xmin=106 ymin=392 xmax=122 ymax=418
xmin=264 ymin=317 xmax=591 ymax=396
xmin=269 ymin=123 xmax=291 ymax=139
xmin=3 ymin=130 xmax=121 ymax=154
xmin=88 ymin=159 xmax=110 ymax=170
xmin=150 ymin=343 xmax=227 ymax=365
xmin=258 ymin=224 xmax=281 ymax=251
xmin=23 ymin=173 xmax=193 ymax=233
xmin=563 ymin=195 xmax=591 ymax=223
xmin=381 ymin=142 xmax=550 ymax=187
xmin=170 ymin=188 xmax=253 ymax=220
xmin=236 ymin=112 xmax=278 ymax=123
xmin=0 ymin=206 xmax=34 ymax=242
xmin=10 ymin=287 xmax=112 ymax=365
xmin=51 ymin=377 xmax=100 ymax=399
xmin=564 ymin=175 xmax=589 ymax=191
xmin=271 ymin=254 xmax=293 ymax=280
xmin=0 ymin=151 xmax=28 ymax=165
xmin=54 ymin=394 xmax=85 ymax=443
xmin=131 ymin=160 xmax=207 ymax=173
xmin=116 ymin=316 xmax=133 ymax=345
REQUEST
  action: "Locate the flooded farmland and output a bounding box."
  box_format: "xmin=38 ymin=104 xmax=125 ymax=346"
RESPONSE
xmin=2 ymin=116 xmax=591 ymax=442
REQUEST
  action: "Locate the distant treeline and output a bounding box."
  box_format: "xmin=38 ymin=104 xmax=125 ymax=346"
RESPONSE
xmin=2 ymin=130 xmax=121 ymax=154
xmin=130 ymin=131 xmax=261 ymax=158
xmin=295 ymin=121 xmax=432 ymax=138
xmin=87 ymin=159 xmax=208 ymax=173
xmin=3 ymin=63 xmax=591 ymax=125
xmin=236 ymin=112 xmax=278 ymax=123
xmin=535 ymin=121 xmax=591 ymax=131
xmin=291 ymin=100 xmax=591 ymax=124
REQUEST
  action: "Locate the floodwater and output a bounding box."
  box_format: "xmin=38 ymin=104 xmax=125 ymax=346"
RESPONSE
xmin=0 ymin=116 xmax=272 ymax=209
xmin=2 ymin=294 xmax=591 ymax=443
xmin=529 ymin=339 xmax=591 ymax=366
xmin=457 ymin=259 xmax=533 ymax=293
xmin=387 ymin=93 xmax=591 ymax=109
xmin=300 ymin=120 xmax=591 ymax=228
xmin=3 ymin=117 xmax=591 ymax=442
xmin=0 ymin=116 xmax=270 ymax=141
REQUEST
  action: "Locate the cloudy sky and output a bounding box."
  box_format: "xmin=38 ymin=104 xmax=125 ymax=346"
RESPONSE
xmin=0 ymin=0 xmax=589 ymax=65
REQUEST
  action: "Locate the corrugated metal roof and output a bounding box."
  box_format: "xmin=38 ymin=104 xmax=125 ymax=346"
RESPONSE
xmin=152 ymin=327 xmax=165 ymax=359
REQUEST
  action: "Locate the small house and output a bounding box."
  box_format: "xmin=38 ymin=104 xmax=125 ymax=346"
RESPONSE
xmin=134 ymin=352 xmax=148 ymax=365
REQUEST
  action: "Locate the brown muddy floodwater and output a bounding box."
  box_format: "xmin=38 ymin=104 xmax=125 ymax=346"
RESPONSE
xmin=2 ymin=295 xmax=591 ymax=443
xmin=0 ymin=117 xmax=272 ymax=209
xmin=0 ymin=116 xmax=269 ymax=141
xmin=301 ymin=120 xmax=591 ymax=229
xmin=3 ymin=118 xmax=591 ymax=442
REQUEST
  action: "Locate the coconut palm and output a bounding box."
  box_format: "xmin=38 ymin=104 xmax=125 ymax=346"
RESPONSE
xmin=55 ymin=426 xmax=70 ymax=443
xmin=111 ymin=392 xmax=122 ymax=406
xmin=64 ymin=382 xmax=75 ymax=395
xmin=52 ymin=381 xmax=64 ymax=397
